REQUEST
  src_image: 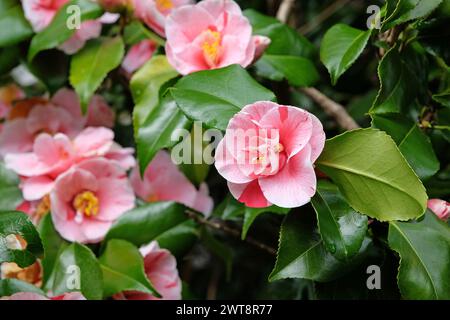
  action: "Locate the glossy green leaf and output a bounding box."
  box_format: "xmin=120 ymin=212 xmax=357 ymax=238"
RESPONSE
xmin=70 ymin=37 xmax=124 ymax=112
xmin=51 ymin=243 xmax=103 ymax=300
xmin=0 ymin=0 xmax=33 ymax=47
xmin=0 ymin=46 xmax=20 ymax=75
xmin=99 ymin=239 xmax=159 ymax=298
xmin=0 ymin=279 xmax=45 ymax=297
xmin=123 ymin=21 xmax=164 ymax=46
xmin=372 ymin=113 xmax=439 ymax=180
xmin=136 ymin=95 xmax=190 ymax=176
xmin=171 ymin=64 xmax=275 ymax=130
xmin=37 ymin=214 xmax=68 ymax=286
xmin=269 ymin=211 xmax=375 ymax=282
xmin=383 ymin=0 xmax=443 ymax=30
xmin=244 ymin=9 xmax=315 ymax=58
xmin=433 ymin=88 xmax=450 ymax=108
xmin=130 ymin=55 xmax=178 ymax=129
xmin=0 ymin=211 xmax=43 ymax=267
xmin=156 ymin=220 xmax=199 ymax=257
xmin=320 ymin=24 xmax=371 ymax=85
xmin=256 ymin=55 xmax=319 ymax=87
xmin=371 ymin=47 xmax=419 ymax=114
xmin=0 ymin=162 xmax=22 ymax=211
xmin=316 ymin=128 xmax=427 ymax=221
xmin=28 ymin=0 xmax=103 ymax=61
xmin=388 ymin=211 xmax=450 ymax=299
xmin=311 ymin=180 xmax=368 ymax=261
xmin=213 ymin=194 xmax=245 ymax=221
xmin=104 ymin=202 xmax=189 ymax=247
xmin=242 ymin=206 xmax=289 ymax=240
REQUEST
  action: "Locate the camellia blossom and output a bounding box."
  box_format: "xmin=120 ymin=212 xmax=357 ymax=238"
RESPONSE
xmin=50 ymin=158 xmax=135 ymax=243
xmin=5 ymin=127 xmax=135 ymax=201
xmin=428 ymin=199 xmax=450 ymax=221
xmin=133 ymin=0 xmax=192 ymax=37
xmin=21 ymin=0 xmax=103 ymax=54
xmin=165 ymin=0 xmax=271 ymax=75
xmin=114 ymin=241 xmax=182 ymax=300
xmin=215 ymin=101 xmax=325 ymax=208
xmin=0 ymin=88 xmax=115 ymax=156
xmin=122 ymin=40 xmax=158 ymax=74
xmin=130 ymin=151 xmax=213 ymax=215
xmin=4 ymin=292 xmax=86 ymax=300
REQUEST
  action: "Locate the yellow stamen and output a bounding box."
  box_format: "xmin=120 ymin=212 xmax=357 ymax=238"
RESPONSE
xmin=35 ymin=195 xmax=51 ymax=220
xmin=274 ymin=143 xmax=284 ymax=153
xmin=156 ymin=0 xmax=173 ymax=11
xmin=73 ymin=191 xmax=99 ymax=217
xmin=147 ymin=194 xmax=159 ymax=202
xmin=201 ymin=30 xmax=222 ymax=67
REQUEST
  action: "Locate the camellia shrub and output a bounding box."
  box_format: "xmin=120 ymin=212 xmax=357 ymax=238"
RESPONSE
xmin=0 ymin=0 xmax=449 ymax=300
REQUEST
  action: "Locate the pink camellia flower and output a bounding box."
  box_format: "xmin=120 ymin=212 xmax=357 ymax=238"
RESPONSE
xmin=133 ymin=0 xmax=192 ymax=37
xmin=5 ymin=292 xmax=86 ymax=300
xmin=114 ymin=241 xmax=181 ymax=300
xmin=0 ymin=100 xmax=84 ymax=157
xmin=130 ymin=151 xmax=213 ymax=216
xmin=21 ymin=0 xmax=103 ymax=54
xmin=50 ymin=158 xmax=135 ymax=243
xmin=52 ymin=88 xmax=115 ymax=128
xmin=428 ymin=199 xmax=450 ymax=221
xmin=0 ymin=88 xmax=115 ymax=157
xmin=165 ymin=0 xmax=270 ymax=75
xmin=122 ymin=40 xmax=158 ymax=74
xmin=5 ymin=127 xmax=135 ymax=201
xmin=215 ymin=101 xmax=325 ymax=208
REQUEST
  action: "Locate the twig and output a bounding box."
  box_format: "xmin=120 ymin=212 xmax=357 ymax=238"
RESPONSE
xmin=276 ymin=0 xmax=295 ymax=23
xmin=298 ymin=0 xmax=352 ymax=35
xmin=185 ymin=210 xmax=277 ymax=256
xmin=300 ymin=87 xmax=360 ymax=130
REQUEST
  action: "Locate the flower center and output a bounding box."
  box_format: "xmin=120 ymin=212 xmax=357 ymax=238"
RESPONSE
xmin=35 ymin=195 xmax=51 ymax=220
xmin=73 ymin=191 xmax=99 ymax=217
xmin=201 ymin=29 xmax=222 ymax=67
xmin=146 ymin=194 xmax=159 ymax=202
xmin=156 ymin=0 xmax=173 ymax=12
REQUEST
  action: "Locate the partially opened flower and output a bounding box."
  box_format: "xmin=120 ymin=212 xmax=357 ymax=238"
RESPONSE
xmin=133 ymin=0 xmax=192 ymax=37
xmin=114 ymin=241 xmax=181 ymax=300
xmin=122 ymin=40 xmax=158 ymax=74
xmin=50 ymin=158 xmax=135 ymax=243
xmin=21 ymin=0 xmax=102 ymax=54
xmin=428 ymin=199 xmax=450 ymax=221
xmin=215 ymin=101 xmax=325 ymax=208
xmin=165 ymin=0 xmax=270 ymax=75
xmin=130 ymin=150 xmax=213 ymax=215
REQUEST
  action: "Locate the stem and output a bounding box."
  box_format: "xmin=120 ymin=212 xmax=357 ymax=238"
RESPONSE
xmin=185 ymin=210 xmax=277 ymax=256
xmin=276 ymin=1 xmax=360 ymax=131
xmin=276 ymin=0 xmax=295 ymax=23
xmin=300 ymin=87 xmax=360 ymax=130
xmin=298 ymin=0 xmax=352 ymax=35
